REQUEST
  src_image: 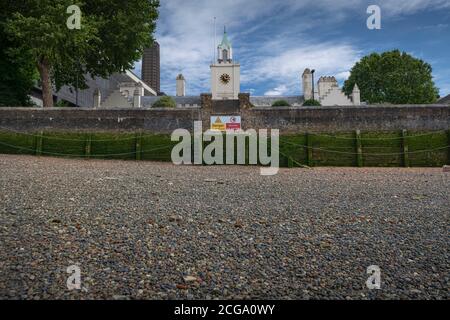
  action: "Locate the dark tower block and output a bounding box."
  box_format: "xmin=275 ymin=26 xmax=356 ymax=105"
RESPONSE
xmin=142 ymin=41 xmax=160 ymax=94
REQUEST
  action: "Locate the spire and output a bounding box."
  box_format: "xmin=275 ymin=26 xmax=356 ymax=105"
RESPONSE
xmin=217 ymin=26 xmax=233 ymax=63
xmin=218 ymin=26 xmax=232 ymax=50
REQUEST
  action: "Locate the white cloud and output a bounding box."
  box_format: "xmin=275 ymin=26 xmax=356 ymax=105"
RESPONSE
xmin=135 ymin=0 xmax=450 ymax=95
xmin=143 ymin=0 xmax=366 ymax=95
xmin=335 ymin=71 xmax=351 ymax=80
xmin=264 ymin=85 xmax=289 ymax=96
xmin=244 ymin=43 xmax=360 ymax=95
xmin=377 ymin=0 xmax=450 ymax=16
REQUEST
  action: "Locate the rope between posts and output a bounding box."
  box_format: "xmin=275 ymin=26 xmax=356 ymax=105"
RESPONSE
xmin=280 ymin=141 xmax=450 ymax=156
xmin=0 ymin=140 xmax=172 ymax=157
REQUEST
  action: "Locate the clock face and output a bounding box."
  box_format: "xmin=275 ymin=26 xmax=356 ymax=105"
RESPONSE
xmin=220 ymin=73 xmax=231 ymax=84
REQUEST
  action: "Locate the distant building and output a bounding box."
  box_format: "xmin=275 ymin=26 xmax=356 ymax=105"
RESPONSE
xmin=211 ymin=28 xmax=240 ymax=100
xmin=142 ymin=42 xmax=161 ymax=94
xmin=176 ymin=74 xmax=186 ymax=97
xmin=302 ymin=69 xmax=360 ymax=106
xmin=438 ymin=94 xmax=450 ymax=104
xmin=30 ymin=70 xmax=157 ymax=108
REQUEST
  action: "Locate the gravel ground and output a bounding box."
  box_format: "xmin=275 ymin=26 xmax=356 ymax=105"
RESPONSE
xmin=0 ymin=154 xmax=449 ymax=300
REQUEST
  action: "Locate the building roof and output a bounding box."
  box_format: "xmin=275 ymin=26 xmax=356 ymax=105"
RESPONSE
xmin=124 ymin=70 xmax=157 ymax=96
xmin=33 ymin=70 xmax=157 ymax=108
xmin=218 ymin=28 xmax=232 ymax=49
xmin=250 ymin=96 xmax=305 ymax=107
xmin=142 ymin=96 xmax=201 ymax=108
xmin=438 ymin=94 xmax=450 ymax=104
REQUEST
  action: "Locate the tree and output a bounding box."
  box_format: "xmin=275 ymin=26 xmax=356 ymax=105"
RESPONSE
xmin=271 ymin=100 xmax=291 ymax=107
xmin=4 ymin=0 xmax=159 ymax=107
xmin=302 ymin=99 xmax=321 ymax=106
xmin=153 ymin=96 xmax=176 ymax=108
xmin=0 ymin=2 xmax=37 ymax=106
xmin=343 ymin=50 xmax=439 ymax=104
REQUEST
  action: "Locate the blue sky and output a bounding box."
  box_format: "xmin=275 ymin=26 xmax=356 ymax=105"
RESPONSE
xmin=134 ymin=0 xmax=450 ymax=97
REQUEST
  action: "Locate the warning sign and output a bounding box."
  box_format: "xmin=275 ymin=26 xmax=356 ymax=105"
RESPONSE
xmin=211 ymin=116 xmax=241 ymax=132
xmin=211 ymin=116 xmax=226 ymax=131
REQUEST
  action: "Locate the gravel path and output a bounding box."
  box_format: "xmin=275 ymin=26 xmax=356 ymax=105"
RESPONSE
xmin=0 ymin=155 xmax=448 ymax=300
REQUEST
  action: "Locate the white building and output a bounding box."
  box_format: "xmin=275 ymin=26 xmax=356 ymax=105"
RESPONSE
xmin=30 ymin=70 xmax=157 ymax=108
xmin=210 ymin=28 xmax=241 ymax=100
xmin=302 ymin=69 xmax=361 ymax=106
xmin=176 ymin=74 xmax=186 ymax=97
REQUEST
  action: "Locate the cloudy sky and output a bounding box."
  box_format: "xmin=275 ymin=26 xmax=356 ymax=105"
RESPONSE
xmin=134 ymin=0 xmax=450 ymax=97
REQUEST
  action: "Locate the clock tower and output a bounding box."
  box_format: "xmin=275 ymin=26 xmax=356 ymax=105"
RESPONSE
xmin=211 ymin=27 xmax=240 ymax=100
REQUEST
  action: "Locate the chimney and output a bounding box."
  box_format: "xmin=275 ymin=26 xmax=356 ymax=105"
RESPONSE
xmin=93 ymin=88 xmax=101 ymax=108
xmin=302 ymin=69 xmax=313 ymax=100
xmin=352 ymin=84 xmax=361 ymax=106
xmin=176 ymin=74 xmax=186 ymax=97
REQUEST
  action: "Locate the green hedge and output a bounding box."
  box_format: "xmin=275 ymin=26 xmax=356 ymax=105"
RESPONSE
xmin=152 ymin=96 xmax=176 ymax=108
xmin=272 ymin=100 xmax=291 ymax=107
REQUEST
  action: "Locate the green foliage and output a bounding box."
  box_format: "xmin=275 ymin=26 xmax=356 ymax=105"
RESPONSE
xmin=152 ymin=96 xmax=176 ymax=108
xmin=0 ymin=130 xmax=448 ymax=167
xmin=271 ymin=100 xmax=291 ymax=107
xmin=343 ymin=50 xmax=439 ymax=104
xmin=3 ymin=0 xmax=160 ymax=107
xmin=303 ymin=99 xmax=321 ymax=106
xmin=55 ymin=100 xmax=70 ymax=108
xmin=0 ymin=8 xmax=37 ymax=107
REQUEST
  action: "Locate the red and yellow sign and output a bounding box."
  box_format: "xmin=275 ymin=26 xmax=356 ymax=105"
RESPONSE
xmin=211 ymin=116 xmax=241 ymax=132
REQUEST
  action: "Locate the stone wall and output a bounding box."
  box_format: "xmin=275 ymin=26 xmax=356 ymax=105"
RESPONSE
xmin=242 ymin=105 xmax=450 ymax=133
xmin=0 ymin=103 xmax=449 ymax=134
xmin=0 ymin=107 xmax=204 ymax=133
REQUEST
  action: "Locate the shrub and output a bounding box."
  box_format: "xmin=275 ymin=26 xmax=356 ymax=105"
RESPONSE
xmin=55 ymin=100 xmax=70 ymax=108
xmin=152 ymin=96 xmax=176 ymax=108
xmin=303 ymin=99 xmax=321 ymax=106
xmin=271 ymin=100 xmax=291 ymax=107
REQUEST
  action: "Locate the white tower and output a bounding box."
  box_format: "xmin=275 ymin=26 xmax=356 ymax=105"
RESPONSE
xmin=211 ymin=27 xmax=240 ymax=100
xmin=302 ymin=69 xmax=313 ymax=101
xmin=176 ymin=74 xmax=186 ymax=97
xmin=352 ymin=84 xmax=361 ymax=106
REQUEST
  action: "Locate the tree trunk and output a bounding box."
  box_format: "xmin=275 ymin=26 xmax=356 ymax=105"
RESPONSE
xmin=37 ymin=57 xmax=53 ymax=108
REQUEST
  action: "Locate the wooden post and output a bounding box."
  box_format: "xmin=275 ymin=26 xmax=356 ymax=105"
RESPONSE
xmin=402 ymin=129 xmax=409 ymax=167
xmin=35 ymin=131 xmax=43 ymax=156
xmin=447 ymin=130 xmax=450 ymax=165
xmin=135 ymin=132 xmax=142 ymax=161
xmin=355 ymin=130 xmax=363 ymax=167
xmin=288 ymin=156 xmax=294 ymax=168
xmin=306 ymin=133 xmax=313 ymax=167
xmin=85 ymin=133 xmax=92 ymax=158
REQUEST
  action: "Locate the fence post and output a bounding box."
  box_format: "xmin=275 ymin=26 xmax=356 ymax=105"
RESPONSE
xmin=306 ymin=133 xmax=313 ymax=167
xmin=135 ymin=132 xmax=142 ymax=161
xmin=402 ymin=129 xmax=409 ymax=167
xmin=447 ymin=130 xmax=450 ymax=165
xmin=355 ymin=130 xmax=363 ymax=167
xmin=288 ymin=156 xmax=294 ymax=168
xmin=85 ymin=133 xmax=92 ymax=159
xmin=35 ymin=130 xmax=43 ymax=156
